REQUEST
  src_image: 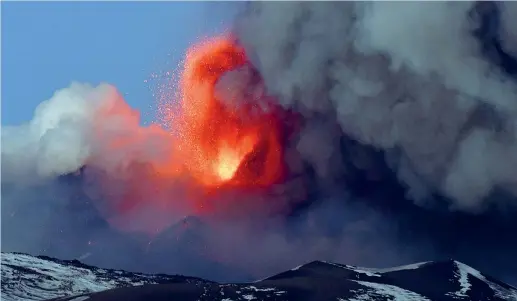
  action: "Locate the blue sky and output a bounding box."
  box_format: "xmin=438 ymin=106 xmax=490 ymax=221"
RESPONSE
xmin=2 ymin=1 xmax=241 ymax=125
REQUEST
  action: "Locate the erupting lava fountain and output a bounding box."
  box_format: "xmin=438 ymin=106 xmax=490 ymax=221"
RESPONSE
xmin=158 ymin=36 xmax=289 ymax=195
xmin=94 ymin=36 xmax=296 ymax=234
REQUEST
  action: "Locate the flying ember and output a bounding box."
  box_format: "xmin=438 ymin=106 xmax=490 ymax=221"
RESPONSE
xmin=160 ymin=36 xmax=285 ymax=190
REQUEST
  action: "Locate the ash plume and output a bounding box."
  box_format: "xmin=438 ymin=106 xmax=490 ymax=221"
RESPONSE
xmin=236 ymin=1 xmax=517 ymax=212
xmin=2 ymin=0 xmax=517 ymax=286
xmin=231 ymin=0 xmax=517 ymax=282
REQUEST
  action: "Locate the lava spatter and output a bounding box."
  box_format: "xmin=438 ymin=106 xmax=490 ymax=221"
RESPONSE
xmin=159 ymin=36 xmax=285 ymax=190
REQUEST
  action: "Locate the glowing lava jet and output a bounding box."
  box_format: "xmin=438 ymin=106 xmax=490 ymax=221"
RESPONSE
xmin=161 ymin=36 xmax=286 ymax=191
xmin=93 ymin=36 xmax=291 ymax=234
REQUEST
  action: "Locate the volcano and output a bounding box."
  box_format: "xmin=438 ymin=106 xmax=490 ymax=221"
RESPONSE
xmin=4 ymin=1 xmax=517 ymax=295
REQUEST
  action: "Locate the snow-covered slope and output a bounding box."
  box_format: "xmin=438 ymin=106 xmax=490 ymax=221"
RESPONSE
xmin=322 ymin=260 xmax=517 ymax=301
xmin=2 ymin=252 xmax=516 ymax=301
xmin=1 ymin=253 xmax=207 ymax=301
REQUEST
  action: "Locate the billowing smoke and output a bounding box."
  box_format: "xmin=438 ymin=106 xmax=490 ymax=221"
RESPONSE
xmin=237 ymin=1 xmax=517 ymax=212
xmin=2 ymin=83 xmax=175 ymax=182
xmin=2 ymin=82 xmax=193 ymax=248
xmin=2 ymin=1 xmax=517 ymax=285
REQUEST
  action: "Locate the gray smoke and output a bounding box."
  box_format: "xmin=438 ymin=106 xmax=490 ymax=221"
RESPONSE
xmin=500 ymin=2 xmax=517 ymax=57
xmin=236 ymin=1 xmax=517 ymax=212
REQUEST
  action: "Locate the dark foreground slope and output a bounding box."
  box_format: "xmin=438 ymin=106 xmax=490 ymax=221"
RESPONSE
xmin=2 ymin=252 xmax=516 ymax=301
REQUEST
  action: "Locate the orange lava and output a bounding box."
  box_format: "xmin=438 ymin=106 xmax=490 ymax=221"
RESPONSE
xmin=161 ymin=37 xmax=284 ymax=190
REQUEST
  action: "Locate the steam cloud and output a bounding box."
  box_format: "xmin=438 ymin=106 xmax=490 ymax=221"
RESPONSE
xmin=2 ymin=1 xmax=517 ymax=285
xmin=2 ymin=83 xmax=173 ymax=181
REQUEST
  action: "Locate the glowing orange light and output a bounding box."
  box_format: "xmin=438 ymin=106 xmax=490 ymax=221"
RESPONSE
xmin=88 ymin=36 xmax=295 ymax=234
xmin=158 ymin=36 xmax=285 ymax=189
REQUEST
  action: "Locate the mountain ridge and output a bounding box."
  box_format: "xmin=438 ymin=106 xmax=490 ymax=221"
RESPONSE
xmin=2 ymin=252 xmax=516 ymax=301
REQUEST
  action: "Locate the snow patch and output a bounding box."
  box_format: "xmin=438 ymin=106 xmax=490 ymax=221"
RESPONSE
xmin=449 ymin=261 xmax=517 ymax=301
xmin=1 ymin=253 xmax=189 ymax=301
xmin=361 ymin=261 xmax=431 ymax=274
xmin=68 ymin=297 xmax=90 ymax=301
xmin=352 ymin=280 xmax=432 ymax=301
xmin=321 ymin=261 xmax=380 ymax=277
xmin=346 ymin=266 xmax=382 ymax=277
xmin=450 ymin=261 xmax=474 ymax=297
xmin=1 ymin=253 xmax=118 ymax=301
xmin=245 ymin=286 xmax=277 ymax=292
xmin=320 ymin=260 xmax=429 ymax=277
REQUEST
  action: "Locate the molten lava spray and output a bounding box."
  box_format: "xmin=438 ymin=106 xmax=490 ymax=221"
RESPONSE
xmin=72 ymin=36 xmax=290 ymax=234
xmin=161 ymin=37 xmax=285 ymax=191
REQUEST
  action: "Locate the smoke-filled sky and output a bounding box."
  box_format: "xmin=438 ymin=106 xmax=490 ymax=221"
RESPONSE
xmin=2 ymin=1 xmax=517 ymax=288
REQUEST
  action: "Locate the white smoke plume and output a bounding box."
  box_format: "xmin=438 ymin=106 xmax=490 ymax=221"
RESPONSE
xmin=1 ymin=82 xmax=194 ymax=236
xmin=2 ymin=83 xmax=159 ymax=180
xmin=2 ymin=82 xmax=173 ymax=182
xmin=2 ymin=83 xmax=102 ymax=181
xmin=236 ymin=1 xmax=517 ymax=212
